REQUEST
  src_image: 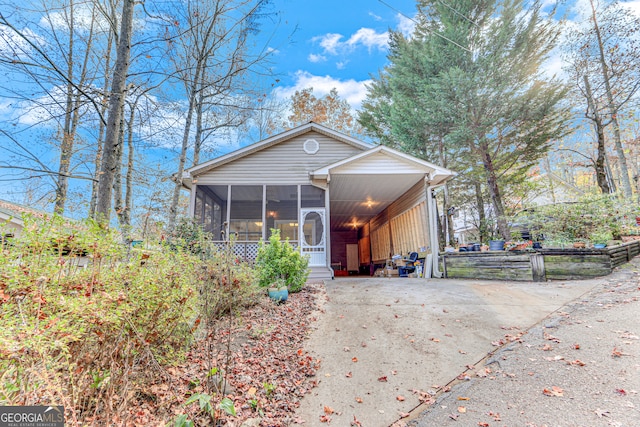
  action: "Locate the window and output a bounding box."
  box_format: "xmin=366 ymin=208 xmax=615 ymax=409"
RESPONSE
xmin=267 ymin=185 xmax=298 ymax=241
xmin=229 ymin=185 xmax=263 ymax=241
xmin=301 ymin=185 xmax=324 ymax=208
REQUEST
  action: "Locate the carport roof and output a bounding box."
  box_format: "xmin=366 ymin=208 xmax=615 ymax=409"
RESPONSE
xmin=311 ymin=145 xmax=456 ymax=231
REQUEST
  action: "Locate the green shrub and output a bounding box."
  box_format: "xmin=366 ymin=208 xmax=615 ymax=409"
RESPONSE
xmin=255 ymin=229 xmax=309 ymax=292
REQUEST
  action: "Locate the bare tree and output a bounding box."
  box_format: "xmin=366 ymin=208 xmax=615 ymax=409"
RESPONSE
xmin=165 ymin=0 xmax=276 ymax=232
xmin=0 ymin=0 xmax=107 ymax=215
xmin=564 ymin=0 xmax=640 ymax=197
xmin=95 ymin=0 xmax=135 ymax=222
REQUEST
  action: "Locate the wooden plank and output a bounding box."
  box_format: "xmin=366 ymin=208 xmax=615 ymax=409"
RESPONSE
xmin=446 ymin=266 xmax=532 ymax=281
xmin=530 ymin=253 xmax=545 ymax=282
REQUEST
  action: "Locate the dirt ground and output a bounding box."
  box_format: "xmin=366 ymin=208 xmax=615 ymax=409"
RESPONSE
xmin=292 ymin=259 xmax=640 ymax=427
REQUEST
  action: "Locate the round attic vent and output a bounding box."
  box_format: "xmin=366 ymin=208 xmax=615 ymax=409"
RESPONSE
xmin=303 ymin=138 xmax=320 ymax=155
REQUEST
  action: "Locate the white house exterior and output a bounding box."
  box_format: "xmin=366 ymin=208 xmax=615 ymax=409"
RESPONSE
xmin=182 ymin=122 xmax=455 ymax=281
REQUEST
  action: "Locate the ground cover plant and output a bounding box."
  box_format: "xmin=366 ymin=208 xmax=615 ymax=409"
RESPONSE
xmin=0 ymin=215 xmax=321 ymax=425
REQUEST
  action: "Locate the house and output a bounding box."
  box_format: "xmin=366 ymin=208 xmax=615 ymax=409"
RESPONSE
xmin=0 ymin=199 xmax=44 ymax=238
xmin=182 ymin=122 xmax=456 ymax=281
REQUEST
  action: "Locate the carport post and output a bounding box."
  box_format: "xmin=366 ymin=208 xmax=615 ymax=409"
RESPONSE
xmin=427 ymin=181 xmax=444 ymax=278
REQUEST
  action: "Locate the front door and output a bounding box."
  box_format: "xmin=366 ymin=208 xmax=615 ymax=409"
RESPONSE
xmin=299 ymin=208 xmax=326 ymax=267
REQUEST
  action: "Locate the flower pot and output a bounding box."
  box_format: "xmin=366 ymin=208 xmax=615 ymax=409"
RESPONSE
xmin=532 ymin=242 xmax=542 ymax=249
xmin=573 ymin=242 xmax=586 ymax=249
xmin=268 ymin=287 xmax=288 ymax=303
xmin=593 ymin=243 xmax=607 ymax=249
xmin=489 ymin=240 xmax=505 ymax=251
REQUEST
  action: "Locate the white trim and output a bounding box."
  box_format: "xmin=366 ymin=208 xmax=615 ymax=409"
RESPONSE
xmin=188 ymin=184 xmax=197 ymax=217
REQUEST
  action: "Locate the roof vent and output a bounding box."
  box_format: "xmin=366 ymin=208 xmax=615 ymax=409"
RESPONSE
xmin=303 ymin=138 xmax=320 ymax=155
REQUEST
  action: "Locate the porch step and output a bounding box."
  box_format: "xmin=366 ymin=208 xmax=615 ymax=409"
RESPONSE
xmin=307 ymin=267 xmax=333 ymax=282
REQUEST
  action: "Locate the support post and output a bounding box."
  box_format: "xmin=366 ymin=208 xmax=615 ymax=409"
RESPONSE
xmin=530 ymin=253 xmax=546 ymax=282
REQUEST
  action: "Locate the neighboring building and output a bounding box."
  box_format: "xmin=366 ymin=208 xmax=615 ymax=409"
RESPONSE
xmin=0 ymin=199 xmax=44 ymax=238
xmin=182 ymin=122 xmax=456 ymax=281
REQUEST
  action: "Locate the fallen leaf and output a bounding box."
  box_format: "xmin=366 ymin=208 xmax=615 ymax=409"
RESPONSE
xmin=615 ymin=389 xmax=627 ymax=396
xmin=543 ymin=386 xmax=564 ymax=397
xmin=378 ymin=376 xmax=388 ymax=382
xmin=355 ymin=397 xmax=363 ymax=403
xmin=324 ymin=405 xmax=334 ymax=414
xmin=569 ymin=359 xmax=586 ymax=366
xmin=352 ymin=357 xmax=358 ymax=362
xmin=397 ymin=395 xmax=405 ymax=401
xmin=542 ymin=344 xmax=553 ymax=351
xmin=351 ymin=415 xmax=362 ymax=427
xmin=573 ymin=343 xmax=581 ymax=350
xmin=319 ymin=415 xmax=331 ymax=423
xmin=430 ymin=337 xmax=440 ymax=342
xmin=457 ymin=396 xmax=470 ymax=401
xmin=399 ymin=412 xmax=410 ymax=418
xmin=448 ymin=414 xmax=458 ymax=420
xmin=477 ymin=423 xmax=489 ymax=427
xmin=458 ymin=349 xmax=467 ymax=354
xmin=247 ymin=386 xmax=257 ymax=396
xmin=345 ymin=371 xmax=352 ymax=378
xmin=457 ymin=406 xmax=466 ymax=413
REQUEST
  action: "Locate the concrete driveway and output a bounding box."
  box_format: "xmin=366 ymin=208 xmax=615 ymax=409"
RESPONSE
xmin=293 ymin=276 xmax=601 ymax=427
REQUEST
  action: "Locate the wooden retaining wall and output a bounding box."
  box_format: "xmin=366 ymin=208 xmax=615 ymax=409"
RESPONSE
xmin=441 ymin=240 xmax=640 ymax=281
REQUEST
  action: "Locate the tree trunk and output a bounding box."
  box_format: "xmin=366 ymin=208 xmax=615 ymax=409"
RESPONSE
xmin=123 ymin=100 xmax=135 ymax=232
xmin=113 ymin=98 xmax=126 ymax=228
xmin=582 ymin=76 xmax=610 ymax=194
xmin=95 ymin=0 xmax=135 ymax=223
xmin=474 ymin=181 xmax=487 ymax=244
xmin=589 ymin=0 xmax=632 ymax=197
xmin=193 ymin=69 xmax=206 ymax=166
xmin=54 ymin=0 xmax=76 ymax=215
xmin=89 ymin=23 xmax=114 ymax=219
xmin=479 ymin=141 xmax=510 ymax=240
xmin=167 ymin=59 xmax=203 ymax=232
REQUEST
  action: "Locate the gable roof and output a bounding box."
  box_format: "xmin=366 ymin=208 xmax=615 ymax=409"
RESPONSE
xmin=185 ymin=122 xmax=373 ymax=180
xmin=311 ymin=145 xmax=456 ymax=186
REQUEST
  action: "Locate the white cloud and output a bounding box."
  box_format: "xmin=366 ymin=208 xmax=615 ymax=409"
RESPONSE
xmin=312 ymin=27 xmax=388 ymax=57
xmin=345 ymin=27 xmax=388 ymax=51
xmin=396 ymin=13 xmax=415 ymax=37
xmin=308 ymin=53 xmax=326 ymax=63
xmin=313 ymin=33 xmax=343 ymax=55
xmin=369 ymin=11 xmax=382 ymax=21
xmin=273 ymin=70 xmax=371 ymax=110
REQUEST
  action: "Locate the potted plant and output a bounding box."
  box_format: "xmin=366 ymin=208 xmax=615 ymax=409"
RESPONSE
xmin=572 ymin=238 xmax=587 ymax=249
xmin=267 ymin=278 xmax=288 ymax=303
xmin=255 ymin=229 xmax=309 ymax=302
xmin=591 ymin=230 xmax=612 ymax=249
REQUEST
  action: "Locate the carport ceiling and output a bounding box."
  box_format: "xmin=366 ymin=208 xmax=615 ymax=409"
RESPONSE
xmin=329 ymin=173 xmax=425 ymax=231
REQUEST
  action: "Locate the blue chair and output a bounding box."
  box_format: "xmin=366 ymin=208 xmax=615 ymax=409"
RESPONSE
xmin=398 ymin=252 xmax=419 ymax=277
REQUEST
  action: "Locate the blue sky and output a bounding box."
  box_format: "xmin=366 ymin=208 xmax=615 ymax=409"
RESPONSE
xmin=265 ymin=0 xmax=417 ymax=109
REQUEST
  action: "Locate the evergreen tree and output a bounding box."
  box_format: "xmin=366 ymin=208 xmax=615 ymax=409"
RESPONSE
xmin=359 ymin=0 xmax=570 ymax=240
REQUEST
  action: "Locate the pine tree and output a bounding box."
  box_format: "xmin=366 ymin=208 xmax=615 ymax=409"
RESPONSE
xmin=359 ymin=0 xmax=570 ymax=240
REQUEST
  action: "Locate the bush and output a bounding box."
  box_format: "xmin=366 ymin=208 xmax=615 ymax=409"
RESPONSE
xmin=255 ymin=229 xmax=309 ymax=292
xmin=0 ymin=214 xmax=201 ymax=422
xmin=527 ymin=193 xmax=632 ymax=245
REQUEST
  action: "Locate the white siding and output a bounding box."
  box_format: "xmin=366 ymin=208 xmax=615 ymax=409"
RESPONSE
xmin=333 ymin=152 xmax=425 ymax=175
xmin=369 ymin=181 xmax=430 ymax=262
xmin=194 ymin=131 xmax=362 ymax=185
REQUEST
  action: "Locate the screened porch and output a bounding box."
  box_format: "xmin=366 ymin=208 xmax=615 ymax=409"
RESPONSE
xmin=193 ymin=184 xmax=326 ymax=262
